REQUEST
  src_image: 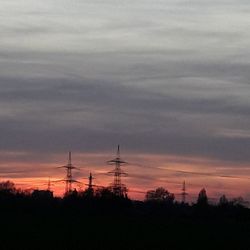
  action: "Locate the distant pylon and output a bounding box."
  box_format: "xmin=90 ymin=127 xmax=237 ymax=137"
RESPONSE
xmin=47 ymin=177 xmax=51 ymax=191
xmin=88 ymin=172 xmax=93 ymax=190
xmin=84 ymin=172 xmax=95 ymax=196
xmin=107 ymin=145 xmax=128 ymax=197
xmin=84 ymin=172 xmax=103 ymax=191
xmin=58 ymin=152 xmax=80 ymax=194
xmin=181 ymin=181 xmax=188 ymax=203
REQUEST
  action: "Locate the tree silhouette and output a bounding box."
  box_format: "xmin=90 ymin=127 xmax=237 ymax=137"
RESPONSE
xmin=32 ymin=189 xmax=53 ymax=199
xmin=0 ymin=181 xmax=17 ymax=201
xmin=95 ymin=187 xmax=115 ymax=200
xmin=218 ymin=194 xmax=229 ymax=206
xmin=0 ymin=181 xmax=16 ymax=193
xmin=197 ymin=188 xmax=208 ymax=206
xmin=231 ymin=196 xmax=248 ymax=208
xmin=145 ymin=187 xmax=175 ymax=204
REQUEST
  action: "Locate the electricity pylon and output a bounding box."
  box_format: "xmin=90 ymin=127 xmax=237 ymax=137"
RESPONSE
xmin=181 ymin=181 xmax=188 ymax=203
xmin=87 ymin=172 xmax=94 ymax=190
xmin=107 ymin=145 xmax=128 ymax=197
xmin=58 ymin=152 xmax=80 ymax=195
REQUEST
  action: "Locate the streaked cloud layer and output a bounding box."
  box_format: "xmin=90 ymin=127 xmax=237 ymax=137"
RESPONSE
xmin=0 ymin=0 xmax=250 ymax=199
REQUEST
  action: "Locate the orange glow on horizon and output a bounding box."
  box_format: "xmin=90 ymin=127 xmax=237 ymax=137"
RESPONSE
xmin=0 ymin=152 xmax=250 ymax=202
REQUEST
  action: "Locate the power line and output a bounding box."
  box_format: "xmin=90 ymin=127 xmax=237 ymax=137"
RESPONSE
xmin=131 ymin=162 xmax=250 ymax=181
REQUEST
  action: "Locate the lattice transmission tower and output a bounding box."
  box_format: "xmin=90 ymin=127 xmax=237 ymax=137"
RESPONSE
xmin=87 ymin=172 xmax=94 ymax=190
xmin=58 ymin=152 xmax=80 ymax=195
xmin=47 ymin=177 xmax=51 ymax=191
xmin=181 ymin=181 xmax=188 ymax=203
xmin=107 ymin=145 xmax=128 ymax=197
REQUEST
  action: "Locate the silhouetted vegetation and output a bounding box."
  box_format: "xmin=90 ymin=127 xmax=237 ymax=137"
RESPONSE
xmin=0 ymin=181 xmax=250 ymax=249
xmin=145 ymin=187 xmax=175 ymax=204
xmin=196 ymin=188 xmax=208 ymax=207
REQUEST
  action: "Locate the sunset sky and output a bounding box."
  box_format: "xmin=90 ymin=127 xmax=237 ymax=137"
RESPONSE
xmin=0 ymin=0 xmax=250 ymax=201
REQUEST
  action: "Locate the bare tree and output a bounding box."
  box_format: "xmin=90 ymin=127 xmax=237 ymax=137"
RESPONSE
xmin=218 ymin=194 xmax=229 ymax=206
xmin=0 ymin=181 xmax=16 ymax=193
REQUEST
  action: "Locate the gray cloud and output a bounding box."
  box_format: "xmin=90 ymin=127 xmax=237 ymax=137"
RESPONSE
xmin=0 ymin=75 xmax=249 ymax=164
xmin=0 ymin=0 xmax=250 ymax=166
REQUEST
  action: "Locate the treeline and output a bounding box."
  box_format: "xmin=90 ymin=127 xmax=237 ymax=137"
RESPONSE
xmin=1 ymin=181 xmax=250 ymax=250
xmin=0 ymin=180 xmax=249 ymax=217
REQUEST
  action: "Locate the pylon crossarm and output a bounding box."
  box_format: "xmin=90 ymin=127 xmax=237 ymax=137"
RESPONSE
xmin=69 ymin=179 xmax=82 ymax=184
xmin=58 ymin=165 xmax=80 ymax=170
xmin=52 ymin=179 xmax=66 ymax=183
xmin=107 ymin=158 xmax=128 ymax=163
xmin=70 ymin=166 xmax=81 ymax=170
xmin=107 ymin=171 xmax=128 ymax=176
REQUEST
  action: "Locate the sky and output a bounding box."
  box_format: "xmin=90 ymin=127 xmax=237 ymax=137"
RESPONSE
xmin=0 ymin=0 xmax=250 ymax=201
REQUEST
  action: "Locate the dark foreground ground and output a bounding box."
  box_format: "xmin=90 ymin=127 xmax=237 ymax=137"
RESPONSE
xmin=1 ymin=200 xmax=250 ymax=250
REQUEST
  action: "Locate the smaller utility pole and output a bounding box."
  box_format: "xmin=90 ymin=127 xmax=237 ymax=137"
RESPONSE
xmin=47 ymin=177 xmax=51 ymax=191
xmin=181 ymin=181 xmax=188 ymax=203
